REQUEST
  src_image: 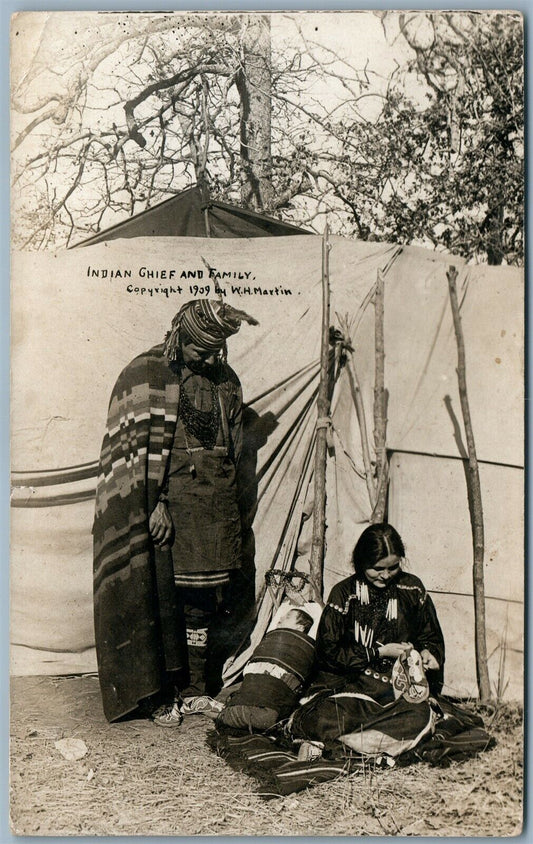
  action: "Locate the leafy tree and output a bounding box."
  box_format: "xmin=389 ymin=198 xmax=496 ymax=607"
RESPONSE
xmin=301 ymin=11 xmax=523 ymax=264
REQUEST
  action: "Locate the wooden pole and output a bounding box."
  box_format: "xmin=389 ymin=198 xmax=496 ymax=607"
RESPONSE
xmin=372 ymin=268 xmax=388 ymax=523
xmin=345 ymin=351 xmax=377 ymax=512
xmin=309 ymin=225 xmax=331 ymax=602
xmin=336 ymin=314 xmax=376 ymax=511
xmin=447 ymin=265 xmax=491 ymax=702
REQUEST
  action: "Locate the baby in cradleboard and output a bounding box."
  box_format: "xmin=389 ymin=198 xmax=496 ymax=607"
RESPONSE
xmin=216 ymin=606 xmax=316 ymax=733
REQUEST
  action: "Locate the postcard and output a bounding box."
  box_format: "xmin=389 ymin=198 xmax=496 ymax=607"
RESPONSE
xmin=10 ymin=10 xmax=523 ymax=836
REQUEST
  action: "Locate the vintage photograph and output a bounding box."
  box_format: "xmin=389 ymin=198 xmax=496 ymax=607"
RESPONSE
xmin=10 ymin=10 xmax=523 ymax=836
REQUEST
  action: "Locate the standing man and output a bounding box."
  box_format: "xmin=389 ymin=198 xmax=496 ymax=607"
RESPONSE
xmin=93 ymin=299 xmax=258 ymax=726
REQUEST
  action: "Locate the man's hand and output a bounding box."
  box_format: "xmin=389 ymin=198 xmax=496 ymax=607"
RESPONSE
xmin=377 ymin=641 xmax=412 ymax=659
xmin=149 ymin=501 xmax=173 ymax=548
xmin=420 ymin=648 xmax=439 ymax=671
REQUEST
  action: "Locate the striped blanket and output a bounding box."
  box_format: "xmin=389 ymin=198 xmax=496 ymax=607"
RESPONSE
xmin=206 ymin=732 xmax=363 ymax=797
xmin=93 ymin=344 xmax=186 ymax=721
xmin=207 ymin=692 xmax=495 ymax=798
xmin=94 ymin=344 xmax=245 ymax=721
xmin=208 ymin=697 xmax=493 ymax=796
xmin=93 ymin=345 xmax=186 ymax=721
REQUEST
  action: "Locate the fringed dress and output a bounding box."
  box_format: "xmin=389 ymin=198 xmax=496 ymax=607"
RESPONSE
xmin=289 ymin=571 xmax=445 ymax=756
xmin=211 ymin=573 xmax=492 ymax=795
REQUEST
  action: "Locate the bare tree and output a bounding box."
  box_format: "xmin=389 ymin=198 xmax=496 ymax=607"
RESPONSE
xmin=11 ymin=11 xmax=375 ymax=247
xmin=11 ymin=10 xmax=523 ymax=262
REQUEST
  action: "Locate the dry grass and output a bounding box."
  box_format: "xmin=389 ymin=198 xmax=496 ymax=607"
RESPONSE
xmin=10 ymin=676 xmax=523 ymax=836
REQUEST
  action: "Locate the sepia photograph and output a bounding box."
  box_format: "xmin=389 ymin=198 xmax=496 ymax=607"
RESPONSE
xmin=10 ymin=10 xmax=523 ymax=836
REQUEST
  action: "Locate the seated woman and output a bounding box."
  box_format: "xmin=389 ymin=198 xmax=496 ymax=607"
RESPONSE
xmin=288 ymin=523 xmax=445 ymax=758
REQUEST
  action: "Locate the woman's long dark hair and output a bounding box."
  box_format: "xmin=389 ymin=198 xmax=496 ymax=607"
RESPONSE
xmin=352 ymin=523 xmax=405 ymax=579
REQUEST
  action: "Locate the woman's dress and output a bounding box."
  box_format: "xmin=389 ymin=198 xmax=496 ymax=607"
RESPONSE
xmin=289 ymin=571 xmax=446 ymax=756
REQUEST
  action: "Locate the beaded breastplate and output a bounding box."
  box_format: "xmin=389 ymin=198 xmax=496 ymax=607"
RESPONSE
xmin=179 ymin=379 xmax=220 ymax=450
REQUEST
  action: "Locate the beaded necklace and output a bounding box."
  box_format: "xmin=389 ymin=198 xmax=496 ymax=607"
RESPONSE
xmin=178 ymin=377 xmax=220 ymax=451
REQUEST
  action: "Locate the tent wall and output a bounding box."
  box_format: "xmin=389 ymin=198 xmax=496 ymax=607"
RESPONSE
xmin=347 ymin=258 xmax=523 ymax=467
xmin=11 ymin=235 xmax=354 ymax=675
xmin=388 ymin=452 xmax=523 ymax=700
xmin=11 ymin=235 xmax=524 ymax=699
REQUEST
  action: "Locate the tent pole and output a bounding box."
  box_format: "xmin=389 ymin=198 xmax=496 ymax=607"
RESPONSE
xmin=339 ymin=315 xmax=376 ymax=511
xmin=309 ymin=224 xmax=331 ymax=602
xmin=447 ymin=265 xmax=491 ymax=702
xmin=372 ymin=268 xmax=388 ymax=523
xmin=199 ymin=182 xmax=212 ymax=237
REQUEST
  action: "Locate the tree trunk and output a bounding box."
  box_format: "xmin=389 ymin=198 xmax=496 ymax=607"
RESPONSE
xmin=236 ymin=15 xmax=274 ymax=212
xmin=485 ymin=203 xmax=505 ymax=265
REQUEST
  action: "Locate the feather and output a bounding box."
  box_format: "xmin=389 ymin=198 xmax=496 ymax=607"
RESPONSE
xmin=223 ymin=305 xmax=260 ymax=326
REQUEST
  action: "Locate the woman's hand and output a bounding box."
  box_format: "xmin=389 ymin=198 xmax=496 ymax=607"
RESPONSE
xmin=149 ymin=501 xmax=173 ymax=548
xmin=377 ymin=642 xmax=412 ymax=659
xmin=420 ymin=648 xmax=439 ymax=671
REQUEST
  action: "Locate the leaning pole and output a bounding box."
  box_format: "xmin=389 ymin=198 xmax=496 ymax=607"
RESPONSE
xmin=309 ymin=225 xmax=331 ymax=603
xmin=447 ymin=265 xmax=491 ymax=702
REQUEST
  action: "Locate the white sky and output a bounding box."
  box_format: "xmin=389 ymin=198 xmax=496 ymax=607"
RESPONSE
xmin=11 ymin=9 xmax=419 ymax=160
xmin=11 ymin=10 xmax=413 ymax=98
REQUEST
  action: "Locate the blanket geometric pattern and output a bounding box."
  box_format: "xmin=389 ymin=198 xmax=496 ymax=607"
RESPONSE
xmin=208 ymin=698 xmax=494 ymax=797
xmin=93 ymin=345 xmax=186 ymax=722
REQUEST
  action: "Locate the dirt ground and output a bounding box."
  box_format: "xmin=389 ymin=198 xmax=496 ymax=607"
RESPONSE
xmin=9 ymin=675 xmax=523 ymax=837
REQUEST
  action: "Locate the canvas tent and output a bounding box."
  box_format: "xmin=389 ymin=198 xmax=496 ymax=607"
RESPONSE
xmin=73 ymin=185 xmax=311 ymax=245
xmin=11 ymin=229 xmax=523 ymax=700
